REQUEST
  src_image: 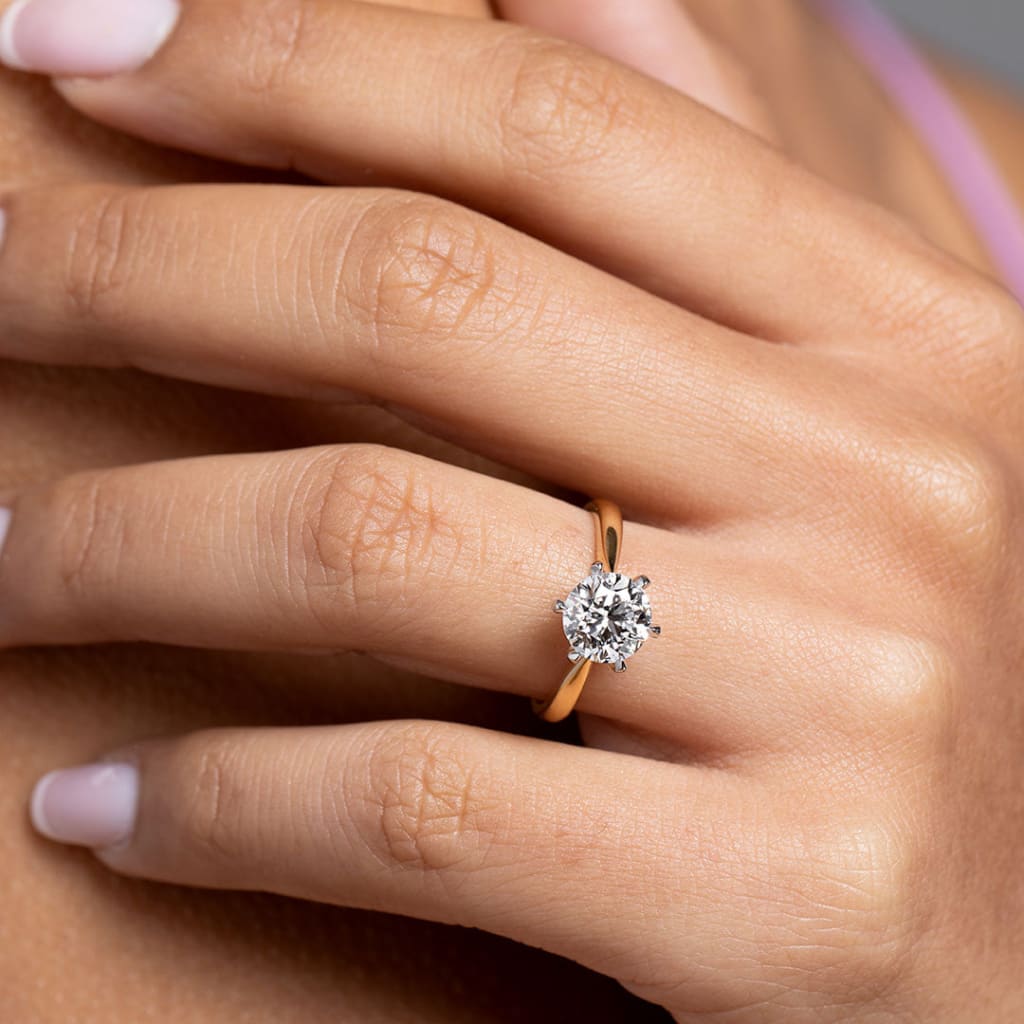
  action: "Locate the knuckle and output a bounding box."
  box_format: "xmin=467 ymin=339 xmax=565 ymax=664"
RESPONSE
xmin=301 ymin=446 xmax=465 ymax=620
xmin=347 ymin=722 xmax=496 ymax=878
xmin=345 ymin=195 xmax=503 ymax=371
xmin=233 ymin=0 xmax=315 ymax=104
xmin=854 ymin=633 xmax=957 ymax=752
xmin=494 ymin=31 xmax=656 ymax=178
xmin=172 ymin=733 xmax=248 ymax=866
xmin=54 ymin=472 xmax=123 ymax=601
xmin=768 ymin=818 xmax=918 ymax=1001
xmin=63 ymin=190 xmax=149 ymax=321
xmin=873 ymin=258 xmax=1024 ymax=378
xmin=889 ymin=432 xmax=1014 ymax=578
xmin=927 ymin=271 xmax=1024 ymax=368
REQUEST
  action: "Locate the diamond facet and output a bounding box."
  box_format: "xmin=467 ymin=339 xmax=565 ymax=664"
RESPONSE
xmin=561 ymin=570 xmax=653 ymax=666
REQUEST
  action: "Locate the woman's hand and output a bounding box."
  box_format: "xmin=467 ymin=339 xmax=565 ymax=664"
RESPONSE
xmin=0 ymin=2 xmax=756 ymax=1020
xmin=1 ymin=0 xmax=1022 ymax=1020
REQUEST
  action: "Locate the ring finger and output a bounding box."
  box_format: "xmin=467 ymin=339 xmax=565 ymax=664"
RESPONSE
xmin=0 ymin=443 xmax=877 ymax=750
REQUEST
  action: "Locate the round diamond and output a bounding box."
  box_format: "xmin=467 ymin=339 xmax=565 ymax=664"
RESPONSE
xmin=561 ymin=571 xmax=652 ymax=665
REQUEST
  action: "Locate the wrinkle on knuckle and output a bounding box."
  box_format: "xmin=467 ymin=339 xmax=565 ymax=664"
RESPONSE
xmin=234 ymin=0 xmax=315 ymax=106
xmin=871 ymin=260 xmax=1024 ymax=381
xmin=303 ymin=447 xmax=465 ymax=622
xmin=55 ymin=474 xmax=118 ymax=600
xmin=351 ymin=723 xmax=499 ymax=879
xmin=929 ymin=273 xmax=1024 ymax=368
xmin=63 ymin=191 xmax=144 ymax=322
xmin=766 ymin=819 xmax=917 ymax=1001
xmin=839 ymin=410 xmax=1014 ymax=583
xmin=494 ymin=32 xmax=649 ymax=179
xmin=175 ymin=736 xmax=246 ymax=866
xmin=348 ymin=197 xmax=505 ymax=374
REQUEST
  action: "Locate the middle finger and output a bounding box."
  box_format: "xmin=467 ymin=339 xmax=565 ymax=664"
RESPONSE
xmin=0 ymin=182 xmax=832 ymax=521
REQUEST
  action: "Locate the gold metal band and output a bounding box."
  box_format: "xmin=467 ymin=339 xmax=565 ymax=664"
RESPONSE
xmin=532 ymin=499 xmax=623 ymax=723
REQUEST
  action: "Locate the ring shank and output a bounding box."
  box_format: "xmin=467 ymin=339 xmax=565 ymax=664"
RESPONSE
xmin=532 ymin=499 xmax=623 ymax=723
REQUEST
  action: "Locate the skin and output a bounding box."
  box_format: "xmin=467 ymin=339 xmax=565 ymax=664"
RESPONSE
xmin=1 ymin=1 xmax=1023 ymax=1020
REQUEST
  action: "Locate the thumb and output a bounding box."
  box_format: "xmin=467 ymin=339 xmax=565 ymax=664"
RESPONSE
xmin=496 ymin=0 xmax=767 ymax=132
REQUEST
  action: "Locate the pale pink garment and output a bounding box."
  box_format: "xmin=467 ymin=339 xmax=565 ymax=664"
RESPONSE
xmin=818 ymin=0 xmax=1024 ymax=305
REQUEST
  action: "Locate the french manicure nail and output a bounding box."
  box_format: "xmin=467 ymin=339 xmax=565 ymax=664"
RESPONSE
xmin=0 ymin=0 xmax=180 ymax=76
xmin=0 ymin=507 xmax=10 ymax=558
xmin=30 ymin=762 xmax=139 ymax=848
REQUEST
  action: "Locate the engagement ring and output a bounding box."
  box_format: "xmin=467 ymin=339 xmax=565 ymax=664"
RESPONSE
xmin=533 ymin=499 xmax=661 ymax=723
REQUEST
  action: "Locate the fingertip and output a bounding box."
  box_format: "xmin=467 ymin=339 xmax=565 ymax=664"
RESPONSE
xmin=0 ymin=506 xmax=11 ymax=558
xmin=28 ymin=762 xmax=140 ymax=849
xmin=0 ymin=0 xmax=180 ymax=78
xmin=29 ymin=769 xmax=60 ymax=840
xmin=0 ymin=0 xmax=33 ymax=71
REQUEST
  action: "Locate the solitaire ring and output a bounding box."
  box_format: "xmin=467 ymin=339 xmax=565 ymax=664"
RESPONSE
xmin=532 ymin=499 xmax=661 ymax=723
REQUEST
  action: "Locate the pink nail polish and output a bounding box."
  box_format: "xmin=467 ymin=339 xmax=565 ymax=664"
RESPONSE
xmin=30 ymin=763 xmax=139 ymax=848
xmin=0 ymin=507 xmax=11 ymax=558
xmin=0 ymin=0 xmax=180 ymax=76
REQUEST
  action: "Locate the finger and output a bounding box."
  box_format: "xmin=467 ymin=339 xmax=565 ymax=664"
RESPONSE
xmin=0 ymin=0 xmax=941 ymax=343
xmin=497 ymin=0 xmax=769 ymax=131
xmin=0 ymin=444 xmax=676 ymax=730
xmin=27 ymin=719 xmax=771 ymax=1012
xmin=0 ymin=443 xmax=922 ymax=751
xmin=0 ymin=181 xmax=838 ymax=520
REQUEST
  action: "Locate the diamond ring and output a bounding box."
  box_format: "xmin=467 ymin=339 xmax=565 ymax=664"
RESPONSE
xmin=533 ymin=499 xmax=661 ymax=723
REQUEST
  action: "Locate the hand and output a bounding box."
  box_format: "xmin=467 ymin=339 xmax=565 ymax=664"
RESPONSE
xmin=0 ymin=0 xmax=692 ymax=1018
xmin=2 ymin=0 xmax=1023 ymax=1020
xmin=0 ymin=1 xmax=759 ymax=1019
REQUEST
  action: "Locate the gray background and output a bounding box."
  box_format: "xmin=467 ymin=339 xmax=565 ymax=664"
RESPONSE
xmin=875 ymin=0 xmax=1024 ymax=91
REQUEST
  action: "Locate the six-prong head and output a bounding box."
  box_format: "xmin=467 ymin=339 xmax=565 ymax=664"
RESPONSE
xmin=557 ymin=569 xmax=656 ymax=668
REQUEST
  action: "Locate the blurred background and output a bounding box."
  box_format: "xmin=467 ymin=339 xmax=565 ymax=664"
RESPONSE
xmin=876 ymin=0 xmax=1024 ymax=90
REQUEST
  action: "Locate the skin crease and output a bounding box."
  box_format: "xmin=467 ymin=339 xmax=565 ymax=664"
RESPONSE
xmin=1 ymin=0 xmax=1023 ymax=1020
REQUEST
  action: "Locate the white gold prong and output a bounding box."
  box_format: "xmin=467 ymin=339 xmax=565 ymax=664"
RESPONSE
xmin=614 ymin=660 xmax=627 ymax=673
xmin=591 ymin=561 xmax=604 ymax=575
xmin=568 ymin=650 xmax=583 ymax=663
xmin=650 ymin=625 xmax=662 ymax=637
xmin=553 ymin=599 xmax=567 ymax=613
xmin=637 ymin=575 xmax=651 ymax=589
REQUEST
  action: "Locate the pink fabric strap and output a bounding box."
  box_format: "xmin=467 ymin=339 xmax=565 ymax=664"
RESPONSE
xmin=817 ymin=0 xmax=1024 ymax=304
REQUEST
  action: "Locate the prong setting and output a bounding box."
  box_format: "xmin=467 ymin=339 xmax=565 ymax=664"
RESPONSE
xmin=558 ymin=568 xmax=657 ymax=669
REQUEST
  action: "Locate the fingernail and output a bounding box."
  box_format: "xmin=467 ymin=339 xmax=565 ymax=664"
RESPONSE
xmin=0 ymin=507 xmax=11 ymax=558
xmin=0 ymin=0 xmax=180 ymax=76
xmin=30 ymin=762 xmax=139 ymax=848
